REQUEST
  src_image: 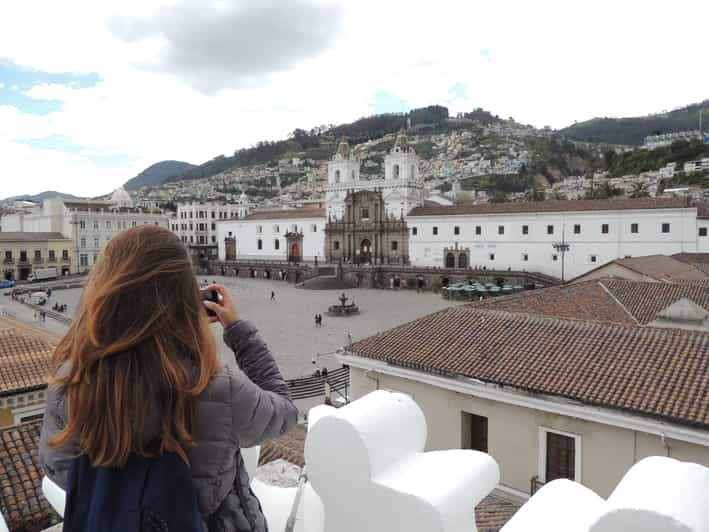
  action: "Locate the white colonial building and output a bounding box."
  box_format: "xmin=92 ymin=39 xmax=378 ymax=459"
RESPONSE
xmin=216 ymin=208 xmax=326 ymax=262
xmin=2 ymin=192 xmax=170 ymax=271
xmin=173 ymin=197 xmax=248 ymax=247
xmin=325 ymin=131 xmax=424 ymax=219
xmin=407 ymin=197 xmax=708 ymax=279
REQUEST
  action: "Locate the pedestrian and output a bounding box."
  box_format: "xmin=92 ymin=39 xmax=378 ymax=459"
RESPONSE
xmin=270 ymin=291 xmax=275 ymax=301
xmin=314 ymin=314 xmax=319 ymax=327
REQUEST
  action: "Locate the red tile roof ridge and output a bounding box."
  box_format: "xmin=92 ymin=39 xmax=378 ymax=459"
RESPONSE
xmin=596 ymin=279 xmax=641 ymax=325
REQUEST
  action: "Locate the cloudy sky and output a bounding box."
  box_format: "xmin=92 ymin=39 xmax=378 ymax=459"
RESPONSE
xmin=1 ymin=0 xmax=707 ymax=199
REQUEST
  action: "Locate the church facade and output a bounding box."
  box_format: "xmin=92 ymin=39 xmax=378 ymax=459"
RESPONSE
xmin=325 ymin=130 xmax=424 ymax=220
xmin=324 ymin=190 xmax=410 ymax=265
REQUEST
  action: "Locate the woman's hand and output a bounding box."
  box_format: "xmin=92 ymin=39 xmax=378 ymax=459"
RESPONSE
xmin=203 ymin=284 xmax=241 ymax=328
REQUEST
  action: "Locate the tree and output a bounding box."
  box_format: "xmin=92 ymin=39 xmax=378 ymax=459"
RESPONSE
xmin=629 ymin=181 xmax=651 ymax=198
xmin=584 ymin=180 xmax=622 ymax=199
xmin=489 ymin=191 xmax=509 ymax=203
xmin=524 ymin=186 xmax=546 ymax=202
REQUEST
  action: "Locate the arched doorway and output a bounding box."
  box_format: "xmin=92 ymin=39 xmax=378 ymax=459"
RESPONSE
xmin=458 ymin=253 xmax=468 ymax=269
xmin=445 ymin=252 xmax=456 ymax=268
xmin=360 ymin=239 xmax=372 ymax=264
xmin=290 ymin=242 xmax=301 ymax=262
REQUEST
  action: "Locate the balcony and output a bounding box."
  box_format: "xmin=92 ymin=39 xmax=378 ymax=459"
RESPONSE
xmin=47 ymin=256 xmax=57 ymax=263
xmin=18 ymin=258 xmax=30 ymax=266
xmin=33 ymin=257 xmax=43 ymax=264
xmin=61 ymin=257 xmax=71 ymax=263
xmin=2 ymin=258 xmax=14 ymax=265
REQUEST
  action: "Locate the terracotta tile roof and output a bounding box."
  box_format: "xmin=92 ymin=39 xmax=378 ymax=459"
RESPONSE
xmin=241 ymin=208 xmax=326 ymax=221
xmin=258 ymin=425 xmax=306 ymax=468
xmin=257 ymin=424 xmax=520 ymax=531
xmin=350 ymin=306 xmax=709 ymax=428
xmin=475 ymin=492 xmax=522 ymax=532
xmin=672 ymin=253 xmax=709 ymax=275
xmin=612 ymin=255 xmax=709 ymax=282
xmin=0 ymin=323 xmax=55 ymax=397
xmin=469 ymin=279 xmax=709 ymax=327
xmin=408 ymin=197 xmax=691 ymax=217
xmin=0 ymin=422 xmax=60 ymax=531
xmin=601 ymin=279 xmax=709 ymax=325
xmin=469 ymin=281 xmax=635 ymax=325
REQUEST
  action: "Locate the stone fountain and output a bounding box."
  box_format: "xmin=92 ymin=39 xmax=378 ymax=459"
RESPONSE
xmin=327 ymin=292 xmax=360 ymax=317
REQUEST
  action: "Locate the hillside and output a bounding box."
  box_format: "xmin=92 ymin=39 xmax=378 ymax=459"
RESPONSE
xmin=559 ymin=100 xmax=707 ymax=145
xmin=2 ymin=190 xmax=82 ymax=203
xmin=124 ymin=160 xmax=196 ymax=190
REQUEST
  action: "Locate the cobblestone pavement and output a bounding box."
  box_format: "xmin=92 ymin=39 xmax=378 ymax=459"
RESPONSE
xmin=2 ymin=277 xmax=457 ymax=379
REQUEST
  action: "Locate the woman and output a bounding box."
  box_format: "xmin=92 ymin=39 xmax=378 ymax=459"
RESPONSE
xmin=39 ymin=225 xmax=297 ymax=531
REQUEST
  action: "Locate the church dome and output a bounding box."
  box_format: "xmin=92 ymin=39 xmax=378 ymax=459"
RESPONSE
xmin=110 ymin=187 xmax=133 ymax=208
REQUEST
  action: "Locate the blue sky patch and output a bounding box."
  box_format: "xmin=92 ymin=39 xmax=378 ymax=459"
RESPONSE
xmin=369 ymin=91 xmax=409 ymax=114
xmin=0 ymin=61 xmax=100 ymax=115
xmin=15 ymin=135 xmax=135 ymax=167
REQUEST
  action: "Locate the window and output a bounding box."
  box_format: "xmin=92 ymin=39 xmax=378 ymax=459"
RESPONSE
xmin=475 ymin=226 xmax=482 ymax=235
xmin=274 ymin=224 xmax=280 ymax=233
xmin=20 ymin=251 xmax=27 ymax=262
xmin=132 ymin=220 xmax=137 ymax=227
xmin=454 ymin=226 xmax=460 ymax=235
xmin=334 ymin=241 xmax=340 ymax=250
xmin=211 ymin=211 xmax=215 ymax=219
xmin=522 ymin=253 xmax=529 ymax=261
xmin=335 ymin=169 xmax=341 ymax=183
xmin=433 ymin=227 xmax=438 ymax=235
xmin=228 ymin=231 xmax=233 ymax=237
xmin=662 ymin=223 xmax=670 ymax=233
xmin=106 ymin=220 xmax=111 ymax=229
xmin=79 ymin=220 xmax=86 ymax=229
xmin=522 ymin=225 xmax=529 ymax=235
xmin=700 ymin=227 xmax=708 ymax=237
xmin=539 ymin=428 xmax=581 ymax=483
xmin=601 ymin=224 xmax=609 ymax=234
xmin=552 ymin=254 xmax=558 ymax=261
xmin=393 ymin=164 xmax=400 ymax=178
xmin=462 ymin=412 xmax=488 ymax=453
xmin=445 ymin=253 xmax=456 ymax=268
xmin=257 ymin=225 xmax=263 ymax=234
xmin=62 ymin=250 xmax=69 ymax=260
xmin=93 ymin=220 xmax=99 ymax=229
xmin=361 ymin=208 xmax=370 ymax=219
xmin=412 ymin=227 xmax=418 ymax=236
xmin=48 ymin=250 xmax=55 ymax=261
xmin=274 ymin=239 xmax=280 ymax=250
xmin=257 ymin=239 xmax=262 ymax=250
xmin=573 ymin=224 xmax=581 ymax=234
xmin=498 ymin=225 xmax=505 ymax=235
xmin=489 ymin=253 xmax=495 ymax=261
xmin=590 ymin=255 xmax=598 ymax=263
xmin=311 ymin=224 xmax=317 ymax=232
xmin=93 ymin=237 xmax=99 ymax=248
xmin=391 ymin=241 xmax=398 ymax=251
xmin=631 ymin=223 xmax=639 ymax=234
xmin=80 ymin=254 xmax=88 ymax=267
xmin=4 ymin=251 xmax=11 ymax=261
xmin=80 ymin=238 xmax=86 ymax=248
xmin=211 ymin=223 xmax=216 ymax=231
xmin=211 ymin=236 xmax=216 ymax=243
xmin=547 ymin=225 xmax=554 ymax=235
xmin=34 ymin=250 xmax=41 ymax=260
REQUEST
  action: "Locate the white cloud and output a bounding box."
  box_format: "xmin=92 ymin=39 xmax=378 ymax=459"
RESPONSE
xmin=0 ymin=0 xmax=707 ymax=198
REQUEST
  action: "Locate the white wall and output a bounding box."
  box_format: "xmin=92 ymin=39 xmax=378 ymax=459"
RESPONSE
xmin=217 ymin=216 xmax=326 ymax=261
xmin=408 ymin=207 xmax=699 ymax=279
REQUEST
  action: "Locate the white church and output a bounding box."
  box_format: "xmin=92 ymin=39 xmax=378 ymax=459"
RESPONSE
xmin=217 ymin=131 xmax=709 ymax=279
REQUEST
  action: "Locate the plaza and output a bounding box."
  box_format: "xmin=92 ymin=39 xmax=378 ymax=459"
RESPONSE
xmin=1 ymin=277 xmax=456 ymax=379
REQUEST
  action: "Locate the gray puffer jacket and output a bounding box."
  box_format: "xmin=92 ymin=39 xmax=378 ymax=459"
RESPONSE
xmin=39 ymin=320 xmax=298 ymax=532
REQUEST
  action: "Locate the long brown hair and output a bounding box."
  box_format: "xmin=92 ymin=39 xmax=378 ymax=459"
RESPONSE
xmin=49 ymin=224 xmax=220 ymax=467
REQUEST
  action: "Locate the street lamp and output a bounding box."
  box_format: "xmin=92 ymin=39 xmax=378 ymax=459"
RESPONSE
xmin=552 ymin=227 xmax=570 ymax=282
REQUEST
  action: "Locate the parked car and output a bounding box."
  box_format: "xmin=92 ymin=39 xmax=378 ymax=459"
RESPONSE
xmin=0 ymin=280 xmax=15 ymax=289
